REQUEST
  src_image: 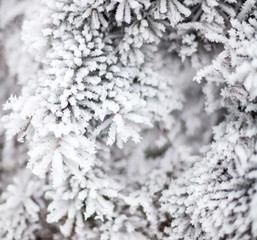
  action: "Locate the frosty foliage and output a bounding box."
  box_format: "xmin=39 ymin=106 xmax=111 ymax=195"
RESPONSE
xmin=0 ymin=0 xmax=257 ymax=239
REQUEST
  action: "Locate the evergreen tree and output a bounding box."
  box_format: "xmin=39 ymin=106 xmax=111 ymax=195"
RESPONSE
xmin=0 ymin=0 xmax=257 ymax=239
